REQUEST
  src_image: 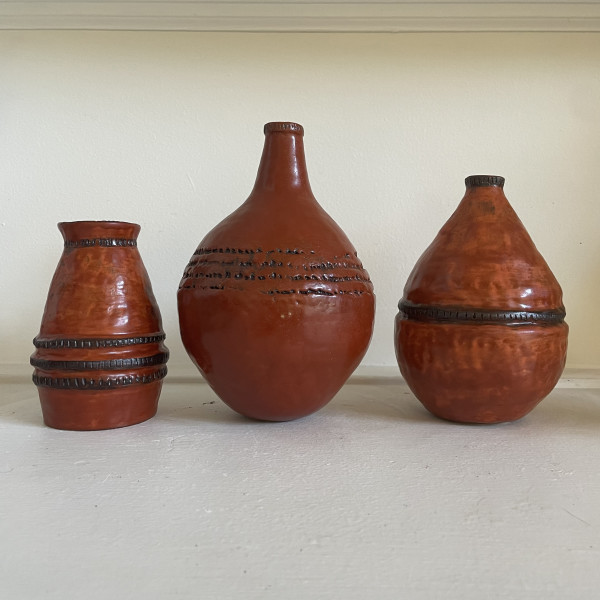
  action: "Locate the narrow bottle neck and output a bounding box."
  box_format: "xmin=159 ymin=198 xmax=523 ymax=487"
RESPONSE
xmin=464 ymin=184 xmax=506 ymax=197
xmin=463 ymin=174 xmax=507 ymax=203
xmin=252 ymin=126 xmax=313 ymax=195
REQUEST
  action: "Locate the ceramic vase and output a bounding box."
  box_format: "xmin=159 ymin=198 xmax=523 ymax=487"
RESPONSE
xmin=31 ymin=221 xmax=169 ymax=430
xmin=178 ymin=122 xmax=375 ymax=421
xmin=395 ymin=175 xmax=568 ymax=424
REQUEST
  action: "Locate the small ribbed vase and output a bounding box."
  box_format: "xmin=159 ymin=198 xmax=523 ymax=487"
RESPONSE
xmin=31 ymin=221 xmax=169 ymax=430
xmin=178 ymin=122 xmax=375 ymax=421
xmin=395 ymin=175 xmax=568 ymax=424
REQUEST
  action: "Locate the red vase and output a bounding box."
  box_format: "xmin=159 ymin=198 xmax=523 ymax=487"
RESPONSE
xmin=31 ymin=221 xmax=169 ymax=430
xmin=395 ymin=175 xmax=568 ymax=424
xmin=178 ymin=122 xmax=375 ymax=421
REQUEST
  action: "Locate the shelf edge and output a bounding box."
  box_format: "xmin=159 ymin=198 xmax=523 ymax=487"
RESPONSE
xmin=4 ymin=363 xmax=600 ymax=388
xmin=1 ymin=2 xmax=600 ymax=33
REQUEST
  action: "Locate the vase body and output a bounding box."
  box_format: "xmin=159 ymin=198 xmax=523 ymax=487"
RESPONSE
xmin=395 ymin=175 xmax=568 ymax=424
xmin=178 ymin=122 xmax=375 ymax=421
xmin=31 ymin=221 xmax=169 ymax=430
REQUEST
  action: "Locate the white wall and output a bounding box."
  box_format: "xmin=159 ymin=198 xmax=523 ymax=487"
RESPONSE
xmin=1 ymin=31 xmax=599 ymax=374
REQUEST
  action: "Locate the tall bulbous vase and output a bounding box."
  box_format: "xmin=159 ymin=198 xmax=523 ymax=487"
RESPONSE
xmin=178 ymin=122 xmax=375 ymax=421
xmin=31 ymin=221 xmax=169 ymax=430
xmin=395 ymin=175 xmax=568 ymax=424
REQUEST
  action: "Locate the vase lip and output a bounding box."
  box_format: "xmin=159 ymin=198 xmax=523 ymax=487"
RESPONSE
xmin=58 ymin=220 xmax=139 ymax=227
xmin=264 ymin=122 xmax=304 ymax=136
xmin=465 ymin=175 xmax=505 ymax=188
xmin=57 ymin=220 xmax=141 ymax=241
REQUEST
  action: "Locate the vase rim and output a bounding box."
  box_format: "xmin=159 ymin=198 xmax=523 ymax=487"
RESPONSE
xmin=465 ymin=175 xmax=505 ymax=188
xmin=58 ymin=220 xmax=139 ymax=227
xmin=263 ymin=122 xmax=304 ymax=136
xmin=57 ymin=220 xmax=141 ymax=242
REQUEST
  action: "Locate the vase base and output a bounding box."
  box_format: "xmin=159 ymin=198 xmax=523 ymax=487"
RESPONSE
xmin=37 ymin=380 xmax=163 ymax=431
xmin=422 ymin=406 xmax=530 ymax=425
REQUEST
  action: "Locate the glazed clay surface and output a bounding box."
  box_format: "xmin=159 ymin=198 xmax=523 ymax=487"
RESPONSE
xmin=395 ymin=176 xmax=568 ymax=424
xmin=31 ymin=221 xmax=169 ymax=430
xmin=178 ymin=122 xmax=375 ymax=421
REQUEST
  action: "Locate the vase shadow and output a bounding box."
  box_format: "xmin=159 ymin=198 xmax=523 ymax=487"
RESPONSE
xmin=327 ymin=383 xmax=435 ymax=424
xmin=0 ymin=383 xmax=46 ymax=427
xmin=325 ymin=381 xmax=600 ymax=431
xmin=532 ymin=387 xmax=600 ymax=433
xmin=157 ymin=383 xmax=249 ymax=425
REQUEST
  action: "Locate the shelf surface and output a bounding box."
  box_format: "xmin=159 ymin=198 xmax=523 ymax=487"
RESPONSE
xmin=1 ymin=1 xmax=600 ymax=32
xmin=2 ymin=373 xmax=600 ymax=598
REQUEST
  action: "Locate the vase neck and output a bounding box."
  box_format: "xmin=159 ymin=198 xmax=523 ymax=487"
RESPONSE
xmin=251 ymin=122 xmax=313 ymax=196
xmin=58 ymin=221 xmax=140 ymax=243
xmin=462 ymin=174 xmax=509 ymax=206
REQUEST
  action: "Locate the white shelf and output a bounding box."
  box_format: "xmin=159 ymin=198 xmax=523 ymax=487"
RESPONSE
xmin=2 ymin=372 xmax=600 ymax=598
xmin=1 ymin=1 xmax=600 ymax=32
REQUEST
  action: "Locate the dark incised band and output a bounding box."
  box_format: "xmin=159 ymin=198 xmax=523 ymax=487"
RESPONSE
xmin=465 ymin=175 xmax=505 ymax=188
xmin=399 ymin=300 xmax=565 ymax=324
xmin=30 ymin=352 xmax=169 ymax=372
xmin=32 ymin=366 xmax=168 ymax=390
xmin=64 ymin=238 xmax=137 ymax=248
xmin=33 ymin=334 xmax=166 ymax=349
xmin=264 ymin=122 xmax=303 ymax=135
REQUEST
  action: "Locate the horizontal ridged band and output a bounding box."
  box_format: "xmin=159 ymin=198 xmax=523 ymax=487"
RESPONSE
xmin=64 ymin=238 xmax=137 ymax=248
xmin=30 ymin=352 xmax=169 ymax=372
xmin=264 ymin=122 xmax=303 ymax=135
xmin=465 ymin=175 xmax=505 ymax=188
xmin=33 ymin=334 xmax=166 ymax=349
xmin=399 ymin=300 xmax=565 ymax=324
xmin=32 ymin=366 xmax=167 ymax=390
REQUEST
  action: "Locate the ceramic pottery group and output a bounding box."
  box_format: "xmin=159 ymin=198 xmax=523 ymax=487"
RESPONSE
xmin=31 ymin=123 xmax=568 ymax=429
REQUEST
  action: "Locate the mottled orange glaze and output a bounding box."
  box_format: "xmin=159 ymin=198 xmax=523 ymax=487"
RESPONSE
xmin=178 ymin=122 xmax=375 ymax=421
xmin=395 ymin=320 xmax=568 ymax=423
xmin=36 ymin=378 xmax=164 ymax=431
xmin=404 ymin=180 xmax=563 ymax=311
xmin=31 ymin=221 xmax=168 ymax=430
xmin=395 ymin=176 xmax=567 ymax=424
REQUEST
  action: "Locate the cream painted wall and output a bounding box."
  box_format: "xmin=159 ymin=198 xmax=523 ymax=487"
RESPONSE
xmin=1 ymin=31 xmax=599 ymax=373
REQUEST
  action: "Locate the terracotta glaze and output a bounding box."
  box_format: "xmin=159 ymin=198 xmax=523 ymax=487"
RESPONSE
xmin=395 ymin=175 xmax=568 ymax=424
xmin=178 ymin=122 xmax=375 ymax=421
xmin=31 ymin=221 xmax=169 ymax=430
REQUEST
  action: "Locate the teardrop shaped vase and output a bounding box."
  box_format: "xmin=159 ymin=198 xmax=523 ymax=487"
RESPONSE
xmin=395 ymin=176 xmax=568 ymax=424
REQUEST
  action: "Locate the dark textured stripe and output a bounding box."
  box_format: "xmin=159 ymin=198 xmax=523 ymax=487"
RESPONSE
xmin=465 ymin=175 xmax=505 ymax=188
xmin=30 ymin=352 xmax=169 ymax=372
xmin=263 ymin=288 xmax=368 ymax=296
xmin=399 ymin=300 xmax=565 ymax=324
xmin=178 ymin=282 xmax=368 ymax=295
xmin=192 ymin=247 xmax=357 ymax=259
xmin=181 ymin=271 xmax=369 ymax=283
xmin=33 ymin=334 xmax=166 ymax=349
xmin=64 ymin=238 xmax=137 ymax=248
xmin=185 ymin=259 xmax=364 ymax=269
xmin=264 ymin=122 xmax=303 ymax=135
xmin=194 ymin=247 xmax=260 ymax=256
xmin=32 ymin=366 xmax=167 ymax=390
